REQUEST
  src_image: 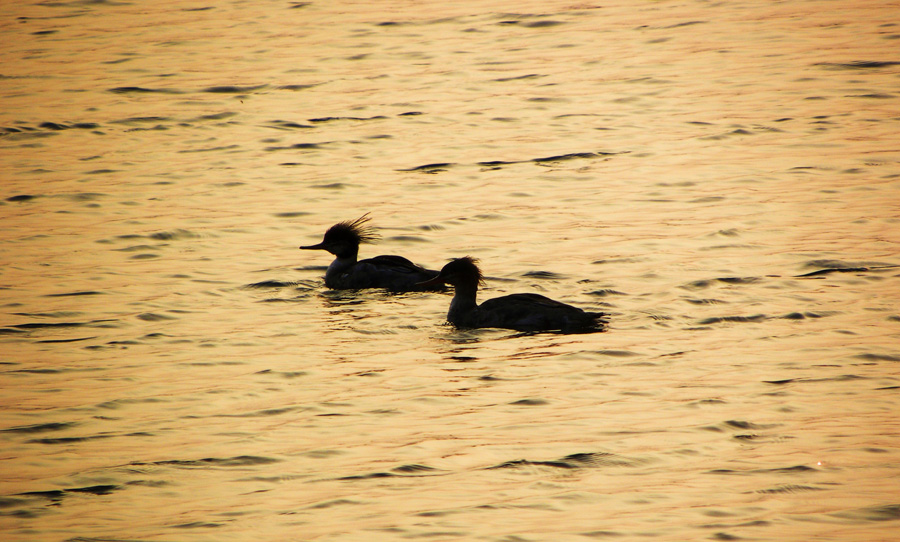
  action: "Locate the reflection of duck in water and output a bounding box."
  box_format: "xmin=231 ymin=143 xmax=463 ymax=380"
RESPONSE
xmin=418 ymin=257 xmax=608 ymax=333
xmin=300 ymin=214 xmax=443 ymax=292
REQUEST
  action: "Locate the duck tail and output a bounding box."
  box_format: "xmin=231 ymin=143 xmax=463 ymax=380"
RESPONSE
xmin=586 ymin=311 xmax=610 ymax=331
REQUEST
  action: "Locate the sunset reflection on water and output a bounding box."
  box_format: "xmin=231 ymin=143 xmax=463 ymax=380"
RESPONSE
xmin=1 ymin=1 xmax=899 ymax=540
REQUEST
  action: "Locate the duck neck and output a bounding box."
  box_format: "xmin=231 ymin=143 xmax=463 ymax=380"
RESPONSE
xmin=448 ymin=281 xmax=478 ymax=323
xmin=324 ymin=248 xmax=358 ymax=284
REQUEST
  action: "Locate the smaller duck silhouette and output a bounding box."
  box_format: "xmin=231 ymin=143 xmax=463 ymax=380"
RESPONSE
xmin=300 ymin=214 xmax=443 ymax=292
xmin=418 ymin=256 xmax=607 ymax=333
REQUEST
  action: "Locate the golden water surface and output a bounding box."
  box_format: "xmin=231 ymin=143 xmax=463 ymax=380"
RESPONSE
xmin=2 ymin=0 xmax=899 ymax=540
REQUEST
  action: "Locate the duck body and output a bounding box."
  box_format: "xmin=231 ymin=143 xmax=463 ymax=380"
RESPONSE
xmin=301 ymin=214 xmax=443 ymax=292
xmin=420 ymin=257 xmax=607 ymax=333
xmin=450 ymin=292 xmax=605 ymax=332
xmin=324 ymin=254 xmax=440 ymax=291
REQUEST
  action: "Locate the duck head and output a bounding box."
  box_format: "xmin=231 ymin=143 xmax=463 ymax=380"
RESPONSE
xmin=300 ymin=213 xmax=380 ymax=259
xmin=418 ymin=256 xmax=484 ymax=290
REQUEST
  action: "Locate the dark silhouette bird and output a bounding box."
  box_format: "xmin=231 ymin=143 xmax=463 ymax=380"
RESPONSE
xmin=300 ymin=214 xmax=442 ymax=292
xmin=418 ymin=256 xmax=607 ymax=333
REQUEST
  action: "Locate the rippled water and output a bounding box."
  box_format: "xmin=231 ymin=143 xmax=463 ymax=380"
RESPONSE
xmin=2 ymin=0 xmax=899 ymax=540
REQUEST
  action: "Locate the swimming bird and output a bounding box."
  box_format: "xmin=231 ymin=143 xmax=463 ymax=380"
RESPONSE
xmin=418 ymin=257 xmax=607 ymax=333
xmin=300 ymin=214 xmax=443 ymax=292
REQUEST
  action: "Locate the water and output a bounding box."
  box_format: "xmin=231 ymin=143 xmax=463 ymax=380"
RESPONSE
xmin=2 ymin=0 xmax=899 ymax=540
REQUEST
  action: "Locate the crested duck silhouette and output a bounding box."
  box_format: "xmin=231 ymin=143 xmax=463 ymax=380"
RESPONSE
xmin=418 ymin=256 xmax=608 ymax=333
xmin=300 ymin=214 xmax=443 ymax=292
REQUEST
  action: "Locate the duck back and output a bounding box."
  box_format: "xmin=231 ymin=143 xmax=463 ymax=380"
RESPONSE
xmin=327 ymin=255 xmax=442 ymax=292
xmin=473 ymin=293 xmax=606 ymax=332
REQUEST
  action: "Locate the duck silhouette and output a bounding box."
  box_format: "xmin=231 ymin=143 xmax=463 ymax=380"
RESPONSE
xmin=300 ymin=214 xmax=443 ymax=292
xmin=418 ymin=256 xmax=607 ymax=333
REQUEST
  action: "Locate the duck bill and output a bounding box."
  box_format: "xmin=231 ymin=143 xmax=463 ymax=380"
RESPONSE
xmin=416 ymin=274 xmax=445 ymax=288
xmin=299 ymin=242 xmax=326 ymax=250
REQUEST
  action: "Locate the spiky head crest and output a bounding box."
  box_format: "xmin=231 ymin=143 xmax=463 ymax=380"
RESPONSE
xmin=324 ymin=213 xmax=380 ymax=245
xmin=443 ymin=256 xmax=485 ymax=286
